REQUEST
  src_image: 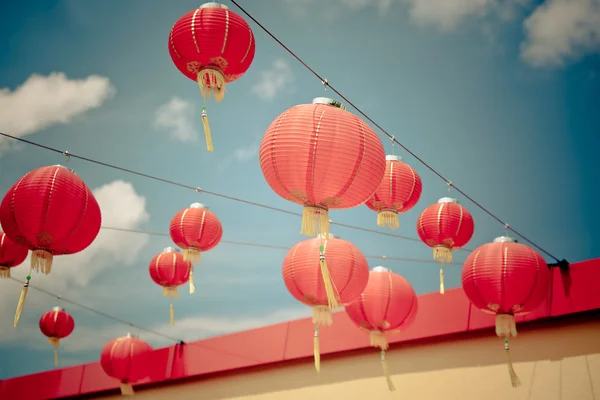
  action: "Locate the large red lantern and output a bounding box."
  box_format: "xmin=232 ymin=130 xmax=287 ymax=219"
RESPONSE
xmin=345 ymin=266 xmax=418 ymax=392
xmin=0 ymin=165 xmax=102 ymax=327
xmin=461 ymin=236 xmax=551 ymax=387
xmin=169 ymin=2 xmax=256 ymax=152
xmin=39 ymin=306 xmax=75 ymax=367
xmin=148 ymin=246 xmax=191 ymax=326
xmin=282 ymin=234 xmax=369 ymax=372
xmin=259 ymin=97 xmax=386 ymax=239
xmin=0 ymin=231 xmax=29 ymax=279
xmin=365 ymin=155 xmax=422 ymax=230
xmin=169 ymin=203 xmax=222 ymax=294
xmin=100 ymin=333 xmax=154 ymax=396
xmin=416 ymin=197 xmax=474 ymax=293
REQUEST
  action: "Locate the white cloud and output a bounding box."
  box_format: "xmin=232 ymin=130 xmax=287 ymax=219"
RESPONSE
xmin=234 ymin=142 xmax=259 ymax=163
xmin=0 ymin=73 xmax=114 ymax=148
xmin=153 ymin=97 xmax=198 ymax=142
xmin=284 ymin=0 xmax=394 ymax=18
xmin=521 ymin=0 xmax=600 ymax=67
xmin=251 ymin=59 xmax=295 ymax=101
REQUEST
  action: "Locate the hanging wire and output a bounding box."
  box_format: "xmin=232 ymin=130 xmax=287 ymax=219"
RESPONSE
xmin=229 ymin=0 xmax=561 ymax=263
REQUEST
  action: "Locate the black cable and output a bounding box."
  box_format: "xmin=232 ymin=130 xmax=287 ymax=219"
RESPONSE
xmin=229 ymin=0 xmax=561 ymax=263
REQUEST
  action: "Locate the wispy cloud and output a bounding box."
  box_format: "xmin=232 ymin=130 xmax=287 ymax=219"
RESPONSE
xmin=234 ymin=142 xmax=259 ymax=163
xmin=153 ymin=97 xmax=198 ymax=142
xmin=251 ymin=59 xmax=295 ymax=101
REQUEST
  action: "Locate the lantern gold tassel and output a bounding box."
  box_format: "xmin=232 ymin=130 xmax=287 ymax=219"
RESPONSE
xmin=301 ymin=205 xmax=330 ymax=238
xmin=189 ymin=266 xmax=196 ymax=295
xmin=504 ymin=339 xmax=521 ymax=387
xmin=380 ymin=351 xmax=396 ymax=392
xmin=313 ymin=327 xmax=321 ymax=373
xmin=196 ymin=68 xmax=226 ymax=102
xmin=162 ymin=286 xmax=179 ymax=298
xmin=318 ymin=254 xmax=340 ymax=310
xmin=377 ymin=210 xmax=399 ymax=230
xmin=169 ymin=303 xmax=175 ymax=327
xmin=48 ymin=337 xmax=60 ymax=367
xmin=31 ymin=250 xmax=53 ymax=275
xmin=0 ymin=267 xmax=10 ymax=279
xmin=433 ymin=245 xmax=452 ymax=264
xmin=312 ymin=305 xmax=333 ymax=326
xmin=183 ymin=248 xmax=201 ymax=264
xmin=14 ymin=275 xmax=31 ymax=328
xmin=495 ymin=314 xmax=520 ymax=387
xmin=201 ymin=107 xmax=214 ymax=153
xmin=370 ymin=330 xmax=389 ymax=350
xmin=439 ymin=266 xmax=445 ymax=294
xmin=120 ymin=383 xmax=134 ymax=396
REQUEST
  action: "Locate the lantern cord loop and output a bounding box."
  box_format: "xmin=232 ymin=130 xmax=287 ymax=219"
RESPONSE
xmin=301 ymin=205 xmax=329 ymax=238
xmin=439 ymin=266 xmax=445 ymax=295
xmin=169 ymin=303 xmax=175 ymax=327
xmin=380 ymin=351 xmax=396 ymax=392
xmin=14 ymin=271 xmax=32 ymax=328
xmin=504 ymin=339 xmax=521 ymax=387
xmin=313 ymin=326 xmax=320 ymax=373
xmin=120 ymin=382 xmax=134 ymax=396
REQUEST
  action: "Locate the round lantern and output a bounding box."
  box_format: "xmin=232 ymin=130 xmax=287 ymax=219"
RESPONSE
xmin=148 ymin=246 xmax=191 ymax=326
xmin=461 ymin=236 xmax=551 ymax=387
xmin=365 ymin=155 xmax=422 ymax=230
xmin=0 ymin=231 xmax=29 ymax=279
xmin=100 ymin=333 xmax=154 ymax=396
xmin=169 ymin=2 xmax=256 ymax=152
xmin=0 ymin=165 xmax=101 ymax=327
xmin=345 ymin=266 xmax=418 ymax=392
xmin=169 ymin=203 xmax=222 ymax=294
xmin=259 ymin=97 xmax=386 ymax=239
xmin=282 ymin=233 xmax=369 ymax=372
xmin=39 ymin=306 xmax=75 ymax=367
xmin=416 ymin=197 xmax=474 ymax=294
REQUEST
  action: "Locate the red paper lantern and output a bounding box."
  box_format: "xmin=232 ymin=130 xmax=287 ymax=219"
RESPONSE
xmin=0 ymin=165 xmax=101 ymax=327
xmin=365 ymin=155 xmax=422 ymax=230
xmin=39 ymin=306 xmax=75 ymax=367
xmin=345 ymin=266 xmax=418 ymax=391
xmin=0 ymin=231 xmax=29 ymax=279
xmin=100 ymin=333 xmax=153 ymax=396
xmin=169 ymin=203 xmax=222 ymax=294
xmin=259 ymin=97 xmax=386 ymax=239
xmin=148 ymin=246 xmax=191 ymax=326
xmin=169 ymin=2 xmax=256 ymax=152
xmin=282 ymin=234 xmax=369 ymax=372
xmin=416 ymin=197 xmax=474 ymax=293
xmin=461 ymin=236 xmax=551 ymax=387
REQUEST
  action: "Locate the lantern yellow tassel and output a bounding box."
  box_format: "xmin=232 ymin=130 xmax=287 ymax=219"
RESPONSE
xmin=370 ymin=330 xmax=389 ymax=350
xmin=313 ymin=327 xmax=320 ymax=373
xmin=48 ymin=337 xmax=60 ymax=367
xmin=312 ymin=305 xmax=333 ymax=326
xmin=14 ymin=276 xmax=31 ymax=328
xmin=377 ymin=210 xmax=399 ymax=230
xmin=31 ymin=250 xmax=53 ymax=275
xmin=433 ymin=244 xmax=452 ymax=264
xmin=0 ymin=267 xmax=10 ymax=279
xmin=319 ymin=255 xmax=340 ymax=310
xmin=196 ymin=68 xmax=226 ymax=102
xmin=162 ymin=286 xmax=179 ymax=298
xmin=183 ymin=247 xmax=201 ymax=264
xmin=189 ymin=266 xmax=196 ymax=295
xmin=169 ymin=303 xmax=175 ymax=327
xmin=495 ymin=314 xmax=520 ymax=387
xmin=201 ymin=108 xmax=214 ymax=153
xmin=120 ymin=383 xmax=134 ymax=396
xmin=380 ymin=351 xmax=396 ymax=392
xmin=439 ymin=266 xmax=445 ymax=294
xmin=301 ymin=205 xmax=330 ymax=238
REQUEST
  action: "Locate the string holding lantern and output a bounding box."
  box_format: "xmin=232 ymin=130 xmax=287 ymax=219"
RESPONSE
xmin=148 ymin=247 xmax=191 ymax=326
xmin=461 ymin=236 xmax=551 ymax=387
xmin=169 ymin=2 xmax=256 ymax=152
xmin=345 ymin=266 xmax=418 ymax=392
xmin=259 ymin=97 xmax=386 ymax=239
xmin=39 ymin=307 xmax=75 ymax=367
xmin=0 ymin=165 xmax=102 ymax=327
xmin=100 ymin=333 xmax=154 ymax=396
xmin=416 ymin=197 xmax=474 ymax=294
xmin=169 ymin=203 xmax=222 ymax=295
xmin=282 ymin=233 xmax=369 ymax=372
xmin=0 ymin=231 xmax=29 ymax=279
xmin=365 ymin=155 xmax=422 ymax=230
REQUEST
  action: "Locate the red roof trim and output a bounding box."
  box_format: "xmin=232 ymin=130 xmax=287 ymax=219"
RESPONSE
xmin=1 ymin=259 xmax=598 ymax=400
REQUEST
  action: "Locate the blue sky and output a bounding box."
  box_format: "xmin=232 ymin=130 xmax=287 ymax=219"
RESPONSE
xmin=0 ymin=0 xmax=598 ymax=379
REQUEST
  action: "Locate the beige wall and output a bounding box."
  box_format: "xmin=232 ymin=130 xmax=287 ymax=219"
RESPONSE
xmin=97 ymin=315 xmax=600 ymax=400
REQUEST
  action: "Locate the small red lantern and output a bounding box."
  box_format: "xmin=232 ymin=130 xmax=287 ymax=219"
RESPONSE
xmin=169 ymin=203 xmax=222 ymax=294
xmin=0 ymin=165 xmax=102 ymax=327
xmin=0 ymin=231 xmax=29 ymax=279
xmin=148 ymin=246 xmax=191 ymax=326
xmin=100 ymin=333 xmax=153 ymax=396
xmin=259 ymin=97 xmax=386 ymax=239
xmin=345 ymin=267 xmax=418 ymax=391
xmin=169 ymin=2 xmax=256 ymax=152
xmin=416 ymin=197 xmax=474 ymax=293
xmin=39 ymin=306 xmax=75 ymax=367
xmin=462 ymin=236 xmax=551 ymax=387
xmin=365 ymin=155 xmax=422 ymax=230
xmin=282 ymin=234 xmax=369 ymax=372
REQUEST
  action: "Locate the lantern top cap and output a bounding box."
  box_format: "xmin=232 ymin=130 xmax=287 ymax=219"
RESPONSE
xmin=372 ymin=266 xmax=390 ymax=272
xmin=386 ymin=155 xmax=402 ymax=162
xmin=493 ymin=236 xmax=518 ymax=243
xmin=317 ymin=233 xmax=337 ymax=239
xmin=162 ymin=246 xmax=180 ymax=253
xmin=189 ymin=203 xmax=209 ymax=210
xmin=125 ymin=332 xmax=139 ymax=339
xmin=51 ymin=306 xmax=65 ymax=312
xmin=312 ymin=97 xmax=347 ymax=111
xmin=438 ymin=197 xmax=458 ymax=204
xmin=199 ymin=2 xmax=228 ymax=9
xmin=52 ymin=164 xmax=75 ymax=174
